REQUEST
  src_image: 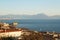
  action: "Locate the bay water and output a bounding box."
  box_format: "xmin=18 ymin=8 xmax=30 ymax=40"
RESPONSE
xmin=0 ymin=19 xmax=60 ymax=32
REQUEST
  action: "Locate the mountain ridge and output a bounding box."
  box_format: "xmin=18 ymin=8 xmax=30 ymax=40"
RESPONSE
xmin=0 ymin=14 xmax=60 ymax=19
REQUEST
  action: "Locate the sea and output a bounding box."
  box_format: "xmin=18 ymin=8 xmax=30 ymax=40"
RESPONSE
xmin=0 ymin=19 xmax=60 ymax=33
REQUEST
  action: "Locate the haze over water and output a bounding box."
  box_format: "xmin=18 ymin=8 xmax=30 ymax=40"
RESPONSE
xmin=0 ymin=0 xmax=60 ymax=33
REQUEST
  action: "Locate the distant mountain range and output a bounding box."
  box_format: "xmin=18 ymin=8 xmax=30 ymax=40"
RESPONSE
xmin=0 ymin=14 xmax=60 ymax=19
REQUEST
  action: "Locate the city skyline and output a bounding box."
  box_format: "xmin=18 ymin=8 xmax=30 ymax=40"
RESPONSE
xmin=0 ymin=0 xmax=60 ymax=16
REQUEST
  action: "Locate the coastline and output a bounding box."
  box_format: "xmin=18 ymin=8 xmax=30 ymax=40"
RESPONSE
xmin=0 ymin=22 xmax=60 ymax=40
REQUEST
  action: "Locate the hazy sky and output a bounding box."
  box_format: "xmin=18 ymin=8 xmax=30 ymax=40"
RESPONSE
xmin=0 ymin=0 xmax=60 ymax=16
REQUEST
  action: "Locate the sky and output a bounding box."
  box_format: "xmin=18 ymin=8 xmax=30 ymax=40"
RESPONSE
xmin=0 ymin=0 xmax=60 ymax=16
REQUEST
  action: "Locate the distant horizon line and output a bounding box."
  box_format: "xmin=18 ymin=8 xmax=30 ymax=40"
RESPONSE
xmin=0 ymin=13 xmax=60 ymax=16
